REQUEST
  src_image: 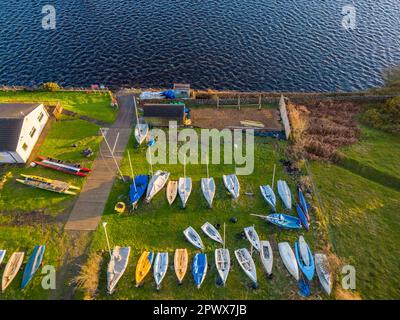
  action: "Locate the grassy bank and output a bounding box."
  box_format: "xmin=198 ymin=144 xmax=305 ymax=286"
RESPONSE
xmin=76 ymin=134 xmax=328 ymax=300
xmin=0 ymin=90 xmax=116 ymax=123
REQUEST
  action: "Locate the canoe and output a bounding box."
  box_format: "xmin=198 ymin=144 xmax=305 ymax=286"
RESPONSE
xmin=154 ymin=252 xmax=169 ymax=290
xmin=129 ymin=174 xmax=149 ymax=209
xmin=21 ymin=245 xmax=45 ymax=289
xmin=183 ymin=227 xmax=204 ymax=250
xmin=201 ymin=177 xmax=216 ymax=208
xmin=107 ymin=246 xmax=131 ymax=294
xmin=277 ymin=180 xmax=292 ymax=210
xmin=135 ymin=251 xmax=154 ymax=287
xmin=16 ymin=174 xmax=79 ymax=195
xmin=134 ymin=123 xmax=149 ymax=145
xmin=295 ymin=237 xmax=315 ymax=281
xmin=260 ymin=241 xmax=273 ymax=276
xmin=0 ymin=250 xmax=5 ymax=266
xmin=145 ymin=170 xmax=170 ymax=203
xmin=244 ymin=226 xmax=261 ymax=252
xmin=192 ymin=253 xmax=207 ymax=288
xmin=178 ymin=177 xmax=192 ymax=208
xmin=252 ymin=213 xmax=302 ymax=229
xmin=222 ymin=174 xmax=240 ymax=199
xmin=260 ymin=185 xmax=276 ymax=211
xmin=315 ymin=253 xmax=332 ymax=295
xmin=278 ymin=242 xmax=299 ymax=281
xmin=298 ymin=188 xmax=311 ymax=222
xmin=201 ymin=222 xmax=223 ymax=244
xmin=34 ymin=156 xmax=90 ymax=177
xmin=234 ymin=248 xmax=257 ymax=284
xmin=296 ymin=204 xmax=310 ymax=230
xmin=166 ymin=181 xmax=178 ymax=205
xmin=2 ymin=252 xmax=24 ymax=292
xmin=174 ymin=249 xmax=188 ymax=284
xmin=215 ymin=248 xmax=230 ymax=286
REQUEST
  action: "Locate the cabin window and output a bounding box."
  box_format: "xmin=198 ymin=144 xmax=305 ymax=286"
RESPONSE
xmin=29 ymin=127 xmax=37 ymax=138
xmin=38 ymin=112 xmax=44 ymax=122
xmin=22 ymin=143 xmax=28 ymax=151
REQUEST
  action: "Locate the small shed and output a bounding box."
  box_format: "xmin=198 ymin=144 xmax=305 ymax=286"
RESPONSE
xmin=143 ymin=104 xmax=185 ymax=127
xmin=173 ymin=83 xmax=191 ymax=99
xmin=0 ymin=103 xmax=49 ymax=163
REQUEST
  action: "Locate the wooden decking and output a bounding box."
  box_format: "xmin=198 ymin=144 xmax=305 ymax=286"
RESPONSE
xmin=64 ymin=94 xmax=134 ymax=231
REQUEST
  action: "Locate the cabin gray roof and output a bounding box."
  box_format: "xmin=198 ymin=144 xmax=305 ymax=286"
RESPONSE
xmin=143 ymin=104 xmax=185 ymax=118
xmin=0 ymin=103 xmax=41 ymax=151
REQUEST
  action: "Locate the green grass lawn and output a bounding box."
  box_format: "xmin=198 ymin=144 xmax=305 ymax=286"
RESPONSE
xmin=78 ymin=134 xmax=326 ymax=300
xmin=309 ymin=162 xmax=400 ymax=300
xmin=0 ymin=118 xmax=102 ymax=299
xmin=341 ymin=125 xmax=400 ymax=179
xmin=0 ymin=90 xmax=116 ymax=123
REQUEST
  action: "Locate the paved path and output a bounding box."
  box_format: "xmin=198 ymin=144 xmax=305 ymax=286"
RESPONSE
xmin=64 ymin=94 xmax=134 ymax=231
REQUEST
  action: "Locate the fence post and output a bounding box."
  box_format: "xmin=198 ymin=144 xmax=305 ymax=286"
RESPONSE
xmin=238 ymin=95 xmax=240 ymax=110
xmin=216 ymin=96 xmax=219 ymax=109
xmin=258 ymin=95 xmax=262 ymax=110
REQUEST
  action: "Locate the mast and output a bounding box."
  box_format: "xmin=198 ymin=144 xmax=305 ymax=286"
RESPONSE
xmin=128 ymin=151 xmax=137 ymax=192
xmin=271 ymin=164 xmax=276 ymax=189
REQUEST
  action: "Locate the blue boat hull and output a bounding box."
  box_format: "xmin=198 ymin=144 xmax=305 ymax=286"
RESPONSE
xmin=129 ymin=175 xmax=149 ymax=208
xmin=192 ymin=253 xmax=207 ymax=288
xmin=298 ymin=189 xmax=310 ymax=221
xmin=266 ymin=214 xmax=302 ymax=229
xmin=296 ymin=204 xmax=310 ymax=230
xmin=295 ymin=242 xmax=315 ymax=281
xmin=21 ymin=245 xmax=45 ymax=289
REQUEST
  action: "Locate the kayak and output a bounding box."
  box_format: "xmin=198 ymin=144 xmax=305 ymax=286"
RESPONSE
xmin=192 ymin=253 xmax=207 ymax=289
xmin=296 ymin=204 xmax=310 ymax=230
xmin=34 ymin=156 xmax=90 ymax=177
xmin=251 ymin=213 xmax=302 ymax=230
xmin=129 ymin=175 xmax=149 ymax=209
xmin=21 ymin=245 xmax=46 ymax=289
xmin=135 ymin=251 xmax=154 ymax=287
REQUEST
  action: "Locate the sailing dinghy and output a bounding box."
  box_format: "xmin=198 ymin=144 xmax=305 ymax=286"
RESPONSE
xmin=244 ymin=226 xmax=261 ymax=252
xmin=145 ymin=170 xmax=169 ymax=203
xmin=135 ymin=251 xmax=154 ymax=287
xmin=277 ymin=180 xmax=292 ymax=210
xmin=129 ymin=174 xmax=148 ymax=209
xmin=0 ymin=250 xmax=5 ymax=266
xmin=178 ymin=156 xmax=192 ymax=208
xmin=153 ymin=252 xmax=169 ymax=290
xmin=174 ymin=249 xmax=188 ymax=284
xmin=294 ymin=236 xmax=315 ymax=281
xmin=21 ymin=245 xmax=45 ymax=289
xmin=201 ymin=157 xmax=215 ymax=208
xmin=192 ymin=253 xmax=207 ymax=289
xmin=234 ymin=248 xmax=257 ymax=285
xmin=298 ymin=188 xmax=311 ymax=222
xmin=260 ymin=185 xmax=276 ymax=211
xmin=2 ymin=252 xmax=24 ymax=292
xmin=201 ymin=222 xmax=223 ymax=244
xmin=166 ymin=181 xmax=178 ymax=205
xmin=107 ymin=246 xmax=131 ymax=294
xmin=315 ymin=253 xmax=332 ymax=295
xmin=222 ymin=174 xmax=240 ymax=199
xmin=183 ymin=227 xmax=204 ymax=250
xmin=134 ymin=97 xmax=149 ymax=145
xmin=215 ymin=248 xmax=230 ymax=286
xmin=278 ymin=242 xmax=299 ymax=281
xmin=260 ymin=241 xmax=273 ymax=276
xmin=251 ymin=213 xmax=302 ymax=230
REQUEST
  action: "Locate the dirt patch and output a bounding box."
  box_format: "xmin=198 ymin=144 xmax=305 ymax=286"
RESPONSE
xmin=0 ymin=210 xmax=60 ymax=227
xmin=288 ymin=100 xmax=362 ymax=161
xmin=191 ymin=108 xmax=282 ymax=131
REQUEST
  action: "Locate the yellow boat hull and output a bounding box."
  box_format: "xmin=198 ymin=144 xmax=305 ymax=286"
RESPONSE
xmin=135 ymin=251 xmax=154 ymax=287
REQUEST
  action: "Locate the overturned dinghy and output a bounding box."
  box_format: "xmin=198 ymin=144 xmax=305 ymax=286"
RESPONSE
xmin=244 ymin=226 xmax=261 ymax=252
xmin=278 ymin=242 xmax=299 ymax=281
xmin=201 ymin=222 xmax=223 ymax=244
xmin=223 ymin=174 xmax=240 ymax=199
xmin=107 ymin=246 xmax=131 ymax=294
xmin=154 ymin=252 xmax=169 ymax=290
xmin=174 ymin=249 xmax=188 ymax=284
xmin=215 ymin=248 xmax=230 ymax=286
xmin=260 ymin=185 xmax=276 ymax=211
xmin=234 ymin=248 xmax=257 ymax=285
xmin=192 ymin=253 xmax=207 ymax=289
xmin=201 ymin=177 xmax=216 ymax=208
xmin=260 ymin=241 xmax=273 ymax=276
xmin=178 ymin=177 xmax=192 ymax=208
xmin=145 ymin=170 xmax=170 ymax=203
xmin=183 ymin=227 xmax=204 ymax=250
xmin=315 ymin=253 xmax=332 ymax=296
xmin=166 ymin=181 xmax=178 ymax=206
xmin=295 ymin=236 xmax=315 ymax=281
xmin=277 ymin=180 xmax=292 ymax=210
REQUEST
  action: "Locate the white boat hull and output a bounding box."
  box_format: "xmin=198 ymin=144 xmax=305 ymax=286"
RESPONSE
xmin=215 ymin=248 xmax=230 ymax=285
xmin=107 ymin=246 xmax=131 ymax=294
xmin=223 ymin=174 xmax=240 ymax=199
xmin=178 ymin=177 xmax=192 ymax=208
xmin=278 ymin=242 xmax=299 ymax=281
xmin=260 ymin=241 xmax=273 ymax=276
xmin=145 ymin=170 xmax=170 ymax=203
xmin=234 ymin=248 xmax=257 ymax=284
xmin=154 ymin=252 xmax=169 ymax=290
xmin=201 ymin=177 xmax=215 ymax=208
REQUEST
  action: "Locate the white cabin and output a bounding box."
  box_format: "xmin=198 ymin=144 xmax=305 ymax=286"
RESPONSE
xmin=0 ymin=103 xmax=49 ymax=163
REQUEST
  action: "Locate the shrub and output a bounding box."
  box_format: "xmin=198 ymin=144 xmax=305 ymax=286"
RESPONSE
xmin=42 ymin=82 xmax=61 ymax=91
xmin=383 ymin=65 xmax=400 ymax=88
xmin=361 ymin=97 xmax=400 ymax=134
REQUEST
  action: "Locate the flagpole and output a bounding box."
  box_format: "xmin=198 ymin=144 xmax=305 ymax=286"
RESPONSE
xmin=102 ymin=222 xmax=112 ymax=259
